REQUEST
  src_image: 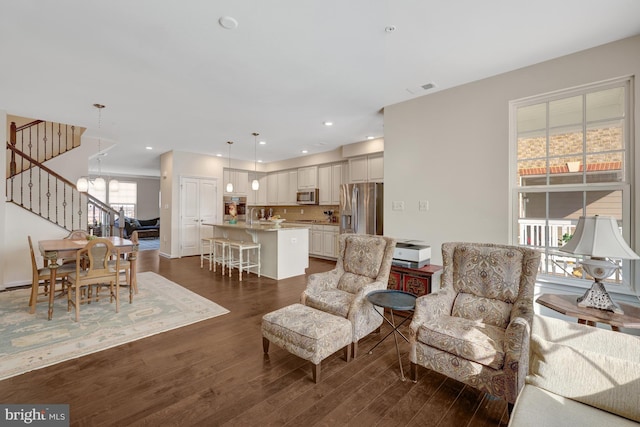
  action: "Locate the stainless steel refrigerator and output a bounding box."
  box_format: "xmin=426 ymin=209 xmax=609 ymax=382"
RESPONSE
xmin=339 ymin=183 xmax=383 ymax=235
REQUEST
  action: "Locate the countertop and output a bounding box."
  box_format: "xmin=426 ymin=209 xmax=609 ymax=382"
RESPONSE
xmin=205 ymin=221 xmax=311 ymax=231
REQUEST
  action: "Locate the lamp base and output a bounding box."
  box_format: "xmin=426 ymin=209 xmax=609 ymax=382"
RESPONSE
xmin=577 ymin=281 xmax=623 ymax=314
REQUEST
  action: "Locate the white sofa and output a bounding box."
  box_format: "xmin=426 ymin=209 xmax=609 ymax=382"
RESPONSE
xmin=509 ymin=314 xmax=640 ymax=426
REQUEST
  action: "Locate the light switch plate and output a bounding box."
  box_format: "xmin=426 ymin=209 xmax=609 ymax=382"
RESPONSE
xmin=392 ymin=201 xmax=405 ymax=211
xmin=419 ymin=200 xmax=429 ymax=211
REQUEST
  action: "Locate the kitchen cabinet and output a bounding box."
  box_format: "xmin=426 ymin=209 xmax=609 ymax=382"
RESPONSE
xmin=367 ymin=153 xmax=384 ymax=182
xmin=287 ymin=170 xmax=298 ymax=204
xmin=223 ymin=169 xmax=249 ymax=195
xmin=318 ymin=163 xmax=345 ymax=205
xmin=269 ymin=170 xmax=298 ymax=205
xmin=276 ymin=172 xmax=289 ymax=205
xmin=297 ymin=166 xmax=318 ymax=190
xmin=348 ymin=157 xmax=368 ymax=183
xmin=348 ymin=154 xmax=383 ymax=183
xmin=331 ymin=163 xmax=345 ymax=204
xmin=267 ymin=173 xmax=278 ymax=204
xmin=309 ymin=224 xmax=338 ymax=258
xmin=247 ymin=172 xmax=268 ymax=205
xmin=387 ymin=264 xmax=442 ymax=297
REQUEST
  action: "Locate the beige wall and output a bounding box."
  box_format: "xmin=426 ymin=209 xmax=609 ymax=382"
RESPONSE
xmin=384 ymin=35 xmax=640 ymax=296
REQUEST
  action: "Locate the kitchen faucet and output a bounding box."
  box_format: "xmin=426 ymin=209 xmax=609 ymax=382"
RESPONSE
xmin=248 ymin=207 xmax=256 ymax=225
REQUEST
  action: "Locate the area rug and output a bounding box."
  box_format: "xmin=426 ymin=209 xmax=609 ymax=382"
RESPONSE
xmin=0 ymin=272 xmax=229 ymax=381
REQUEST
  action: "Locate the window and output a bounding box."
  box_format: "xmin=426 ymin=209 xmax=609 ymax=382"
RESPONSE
xmin=108 ymin=181 xmax=137 ymax=218
xmin=87 ymin=181 xmax=137 ymax=224
xmin=510 ymin=77 xmax=634 ymax=288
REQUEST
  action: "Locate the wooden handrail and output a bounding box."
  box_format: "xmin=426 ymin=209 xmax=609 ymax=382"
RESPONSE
xmin=7 ymin=143 xmax=76 ymax=188
xmin=7 ymin=142 xmax=121 ymax=236
xmin=15 ymin=120 xmax=44 ymax=132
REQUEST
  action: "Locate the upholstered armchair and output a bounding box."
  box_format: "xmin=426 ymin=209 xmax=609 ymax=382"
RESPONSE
xmin=301 ymin=234 xmax=396 ymax=358
xmin=409 ymin=242 xmax=541 ymax=404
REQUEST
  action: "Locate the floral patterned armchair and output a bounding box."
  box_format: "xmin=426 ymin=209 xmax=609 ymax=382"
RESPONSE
xmin=301 ymin=234 xmax=396 ymax=358
xmin=409 ymin=242 xmax=541 ymax=404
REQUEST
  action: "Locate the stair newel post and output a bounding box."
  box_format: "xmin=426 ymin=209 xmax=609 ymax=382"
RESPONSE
xmin=9 ymin=122 xmax=16 ymax=176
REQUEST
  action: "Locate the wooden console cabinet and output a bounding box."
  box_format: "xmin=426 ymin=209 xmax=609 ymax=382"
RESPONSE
xmin=388 ymin=264 xmax=442 ymax=297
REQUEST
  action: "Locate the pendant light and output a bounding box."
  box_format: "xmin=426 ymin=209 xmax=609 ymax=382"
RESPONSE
xmin=76 ymin=103 xmax=118 ymax=192
xmin=226 ymin=141 xmax=234 ymax=193
xmin=251 ymin=132 xmax=259 ymax=191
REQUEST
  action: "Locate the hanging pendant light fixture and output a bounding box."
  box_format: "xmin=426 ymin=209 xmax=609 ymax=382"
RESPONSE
xmin=226 ymin=141 xmax=234 ymax=193
xmin=76 ymin=103 xmax=118 ymax=192
xmin=251 ymin=132 xmax=260 ymax=191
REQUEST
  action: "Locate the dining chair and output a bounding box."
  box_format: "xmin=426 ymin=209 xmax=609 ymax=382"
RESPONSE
xmin=66 ymin=237 xmax=120 ymax=321
xmin=28 ymin=235 xmax=76 ymax=315
xmin=103 ymin=230 xmax=139 ymax=304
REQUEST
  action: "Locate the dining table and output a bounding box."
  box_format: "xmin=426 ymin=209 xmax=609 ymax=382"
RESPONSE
xmin=37 ymin=236 xmax=138 ymax=320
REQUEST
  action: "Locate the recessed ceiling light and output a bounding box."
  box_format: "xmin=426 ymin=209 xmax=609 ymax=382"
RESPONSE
xmin=216 ymin=153 xmax=222 ymax=157
xmin=323 ymin=121 xmax=333 ymax=126
xmin=301 ymin=150 xmax=308 ymax=154
xmin=145 ymin=146 xmax=153 ymax=150
xmin=258 ymin=160 xmax=263 ymax=163
xmin=367 ymin=136 xmax=375 ymax=140
xmin=259 ymin=140 xmax=266 ymax=145
xmin=218 ymin=16 xmax=238 ymax=30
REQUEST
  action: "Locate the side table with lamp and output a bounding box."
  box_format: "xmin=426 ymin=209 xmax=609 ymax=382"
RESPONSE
xmin=537 ymin=215 xmax=640 ymax=331
xmin=557 ymin=215 xmax=639 ymax=315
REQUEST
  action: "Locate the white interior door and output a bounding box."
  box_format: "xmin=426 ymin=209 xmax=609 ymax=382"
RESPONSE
xmin=180 ymin=177 xmax=218 ymax=257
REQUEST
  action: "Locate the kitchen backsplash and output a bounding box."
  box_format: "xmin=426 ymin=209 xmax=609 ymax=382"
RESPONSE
xmin=251 ymin=205 xmax=339 ymax=222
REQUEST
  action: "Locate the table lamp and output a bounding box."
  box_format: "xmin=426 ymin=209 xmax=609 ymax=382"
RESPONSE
xmin=560 ymin=215 xmax=639 ymax=314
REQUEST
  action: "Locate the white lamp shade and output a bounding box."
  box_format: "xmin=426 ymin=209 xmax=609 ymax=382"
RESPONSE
xmin=76 ymin=177 xmax=89 ymax=192
xmin=560 ymin=215 xmax=640 ymax=260
xmin=226 ymin=182 xmax=233 ymax=193
xmin=93 ymin=177 xmax=106 ymax=191
xmin=251 ymin=179 xmax=259 ymax=190
xmin=109 ymin=179 xmax=119 ymax=192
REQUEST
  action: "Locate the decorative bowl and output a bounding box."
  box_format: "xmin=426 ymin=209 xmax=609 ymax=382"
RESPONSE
xmin=269 ymin=218 xmax=286 ymax=227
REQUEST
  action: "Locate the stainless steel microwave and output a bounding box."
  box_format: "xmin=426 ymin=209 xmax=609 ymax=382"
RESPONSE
xmin=296 ymin=189 xmax=319 ymax=205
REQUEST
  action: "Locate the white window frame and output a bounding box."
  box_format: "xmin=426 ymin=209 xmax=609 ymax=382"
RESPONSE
xmin=508 ymin=76 xmax=636 ymax=294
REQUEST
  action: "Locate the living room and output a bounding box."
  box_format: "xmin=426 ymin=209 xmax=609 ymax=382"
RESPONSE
xmin=1 ymin=3 xmax=640 ymax=425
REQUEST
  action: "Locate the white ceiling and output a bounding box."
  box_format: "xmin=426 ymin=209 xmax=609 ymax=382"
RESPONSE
xmin=2 ymin=0 xmax=640 ymax=177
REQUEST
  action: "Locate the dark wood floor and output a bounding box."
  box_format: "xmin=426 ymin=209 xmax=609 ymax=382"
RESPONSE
xmin=0 ymin=250 xmax=510 ymax=426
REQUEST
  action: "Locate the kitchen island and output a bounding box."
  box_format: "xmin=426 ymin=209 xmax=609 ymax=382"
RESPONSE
xmin=205 ymin=221 xmax=310 ymax=280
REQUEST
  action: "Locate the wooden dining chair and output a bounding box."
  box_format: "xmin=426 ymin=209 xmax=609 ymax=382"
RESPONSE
xmin=66 ymin=238 xmax=120 ymax=322
xmin=28 ymin=235 xmax=76 ymax=315
xmin=103 ymin=230 xmax=139 ymax=304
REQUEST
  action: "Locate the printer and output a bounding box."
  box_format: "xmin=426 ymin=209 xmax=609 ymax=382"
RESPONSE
xmin=392 ymin=239 xmax=431 ymax=268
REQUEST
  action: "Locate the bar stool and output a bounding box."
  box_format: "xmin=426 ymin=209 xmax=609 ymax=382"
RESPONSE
xmin=227 ymin=240 xmax=261 ymax=281
xmin=212 ymin=237 xmax=230 ymax=275
xmin=200 ymin=237 xmax=215 ymax=271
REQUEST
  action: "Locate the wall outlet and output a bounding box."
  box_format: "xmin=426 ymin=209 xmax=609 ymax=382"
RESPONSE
xmin=284 ymin=208 xmax=287 ymax=214
xmin=291 ymin=237 xmax=297 ymax=244
xmin=419 ymin=200 xmax=429 ymax=211
xmin=392 ymin=201 xmax=405 ymax=211
xmin=301 ymin=209 xmax=304 ymax=214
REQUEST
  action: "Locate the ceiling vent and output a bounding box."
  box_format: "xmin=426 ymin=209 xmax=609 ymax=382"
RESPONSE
xmin=406 ymin=82 xmax=436 ymax=94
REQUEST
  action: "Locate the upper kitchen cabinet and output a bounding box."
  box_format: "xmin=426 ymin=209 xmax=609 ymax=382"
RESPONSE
xmin=286 ymin=170 xmax=298 ymax=204
xmin=247 ymin=172 xmax=268 ymax=206
xmin=368 ymin=153 xmax=384 ymax=182
xmin=348 ymin=154 xmax=383 ymax=183
xmin=318 ymin=162 xmax=346 ymax=205
xmin=297 ymin=166 xmax=318 ymax=190
xmin=267 ymin=173 xmax=279 ymax=205
xmin=223 ymin=169 xmax=249 ymax=195
xmin=268 ymin=170 xmax=298 ymax=205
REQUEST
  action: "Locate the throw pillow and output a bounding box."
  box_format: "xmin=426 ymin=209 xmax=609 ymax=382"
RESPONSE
xmin=527 ymin=334 xmax=640 ymax=422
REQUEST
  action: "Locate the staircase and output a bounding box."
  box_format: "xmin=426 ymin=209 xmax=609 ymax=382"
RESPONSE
xmin=6 ymin=118 xmax=122 ymax=236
